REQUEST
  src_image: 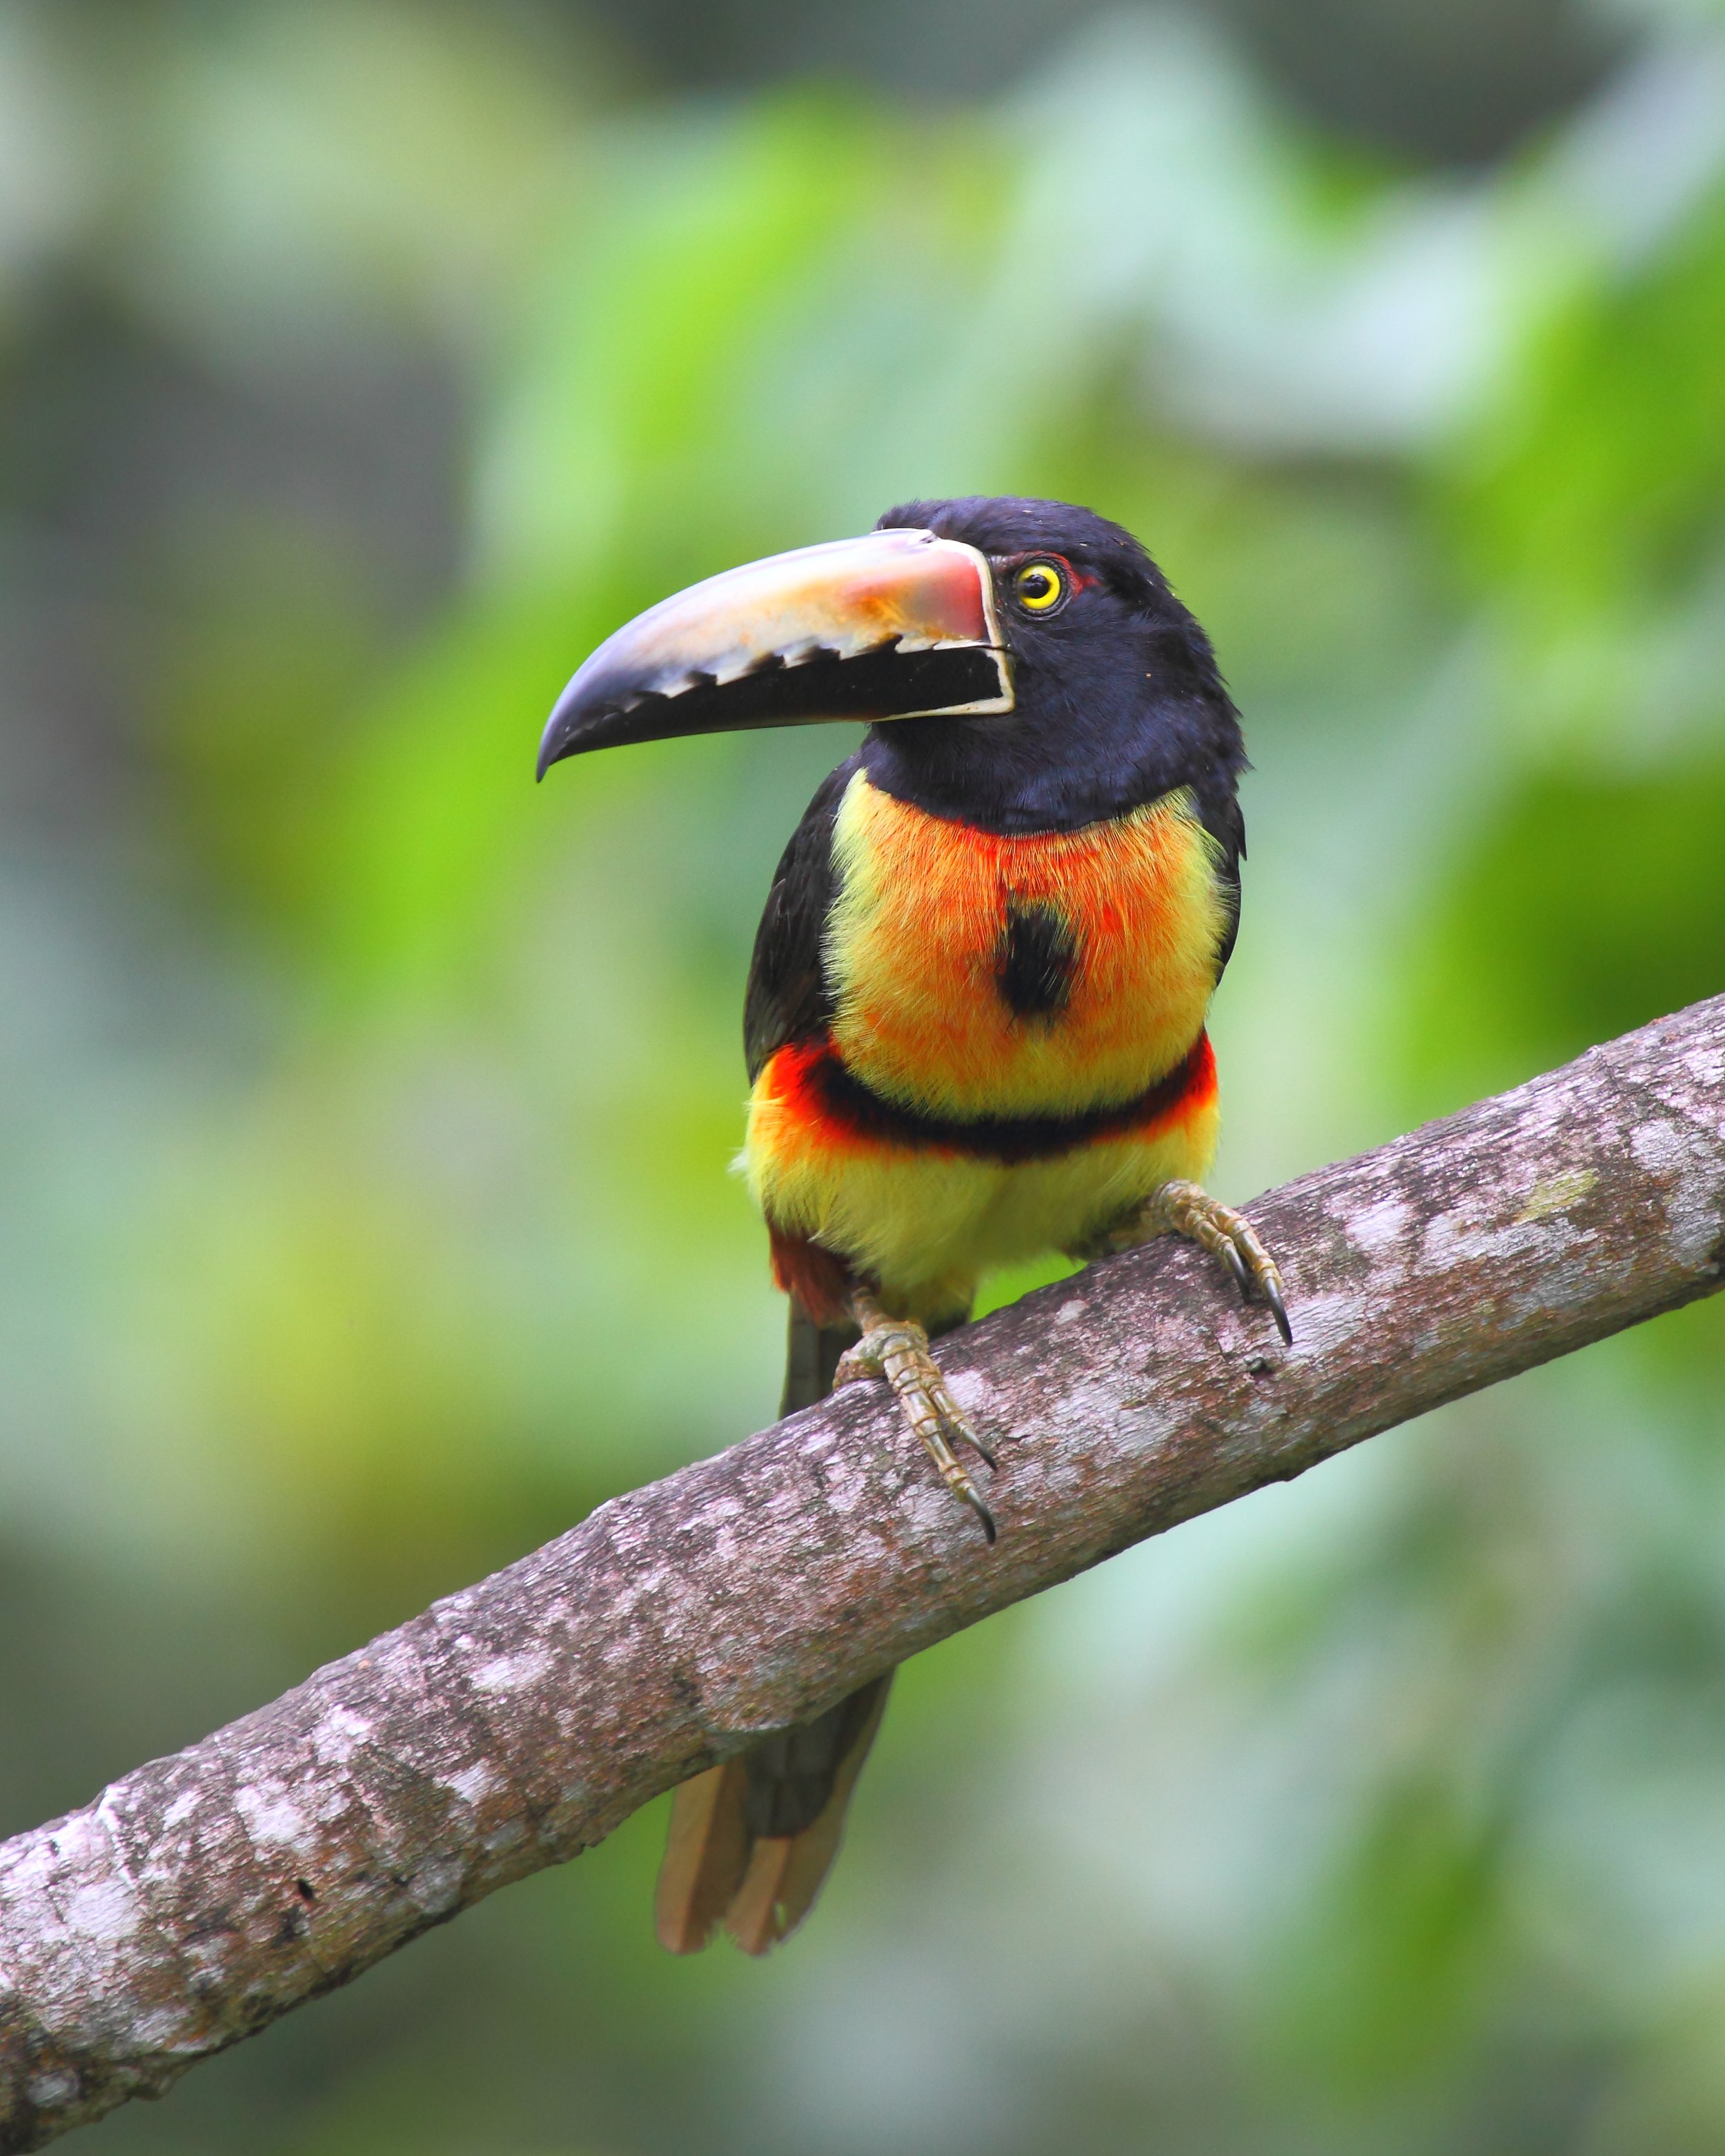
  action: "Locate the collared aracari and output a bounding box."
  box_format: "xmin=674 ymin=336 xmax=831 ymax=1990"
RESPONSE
xmin=539 ymin=496 xmax=1289 ymax=1957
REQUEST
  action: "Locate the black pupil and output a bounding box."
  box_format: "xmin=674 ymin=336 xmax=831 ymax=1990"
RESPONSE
xmin=1025 ymin=568 xmax=1053 ymax=599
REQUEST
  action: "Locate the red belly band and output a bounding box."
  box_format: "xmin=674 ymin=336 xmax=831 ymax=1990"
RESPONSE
xmin=767 ymin=1029 xmax=1215 ymax=1166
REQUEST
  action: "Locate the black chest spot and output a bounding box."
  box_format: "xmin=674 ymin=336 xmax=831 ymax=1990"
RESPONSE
xmin=996 ymin=900 xmax=1078 ymax=1021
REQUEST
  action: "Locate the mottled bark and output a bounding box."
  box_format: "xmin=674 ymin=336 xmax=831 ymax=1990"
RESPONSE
xmin=4 ymin=998 xmax=1725 ymax=2150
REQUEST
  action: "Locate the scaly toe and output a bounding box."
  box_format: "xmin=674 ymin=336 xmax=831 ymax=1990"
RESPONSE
xmin=926 ymin=1376 xmax=996 ymax=1469
xmin=832 ymin=1344 xmax=871 ymax=1389
xmin=1152 ymin=1181 xmax=1293 ymax=1347
xmin=843 ymin=1294 xmax=999 ymax=1542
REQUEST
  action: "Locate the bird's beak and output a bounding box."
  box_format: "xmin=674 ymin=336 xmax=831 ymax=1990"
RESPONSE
xmin=537 ymin=527 xmax=1012 ymax=777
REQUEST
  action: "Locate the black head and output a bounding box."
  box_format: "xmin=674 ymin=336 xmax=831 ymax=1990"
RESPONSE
xmin=861 ymin=495 xmax=1245 ymax=834
xmin=535 ymin=494 xmax=1245 ymax=844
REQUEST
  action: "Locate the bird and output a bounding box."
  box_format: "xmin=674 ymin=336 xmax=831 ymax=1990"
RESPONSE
xmin=538 ymin=495 xmax=1288 ymax=1957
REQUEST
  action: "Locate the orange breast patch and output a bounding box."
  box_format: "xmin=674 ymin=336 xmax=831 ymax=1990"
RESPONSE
xmin=822 ymin=771 xmax=1229 ymax=1118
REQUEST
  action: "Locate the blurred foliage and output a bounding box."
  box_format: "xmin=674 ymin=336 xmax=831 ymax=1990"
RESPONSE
xmin=1 ymin=2 xmax=1724 ymax=2152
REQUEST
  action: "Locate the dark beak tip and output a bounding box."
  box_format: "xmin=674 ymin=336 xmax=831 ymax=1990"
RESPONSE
xmin=535 ymin=704 xmax=581 ymax=781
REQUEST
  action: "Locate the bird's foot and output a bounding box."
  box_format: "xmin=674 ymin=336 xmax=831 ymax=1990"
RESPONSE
xmin=1109 ymin=1180 xmax=1292 ymax=1345
xmin=835 ymin=1290 xmax=997 ymax=1543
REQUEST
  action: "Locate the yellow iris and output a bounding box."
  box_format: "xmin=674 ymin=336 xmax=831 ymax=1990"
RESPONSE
xmin=1014 ymin=560 xmax=1065 ymax=611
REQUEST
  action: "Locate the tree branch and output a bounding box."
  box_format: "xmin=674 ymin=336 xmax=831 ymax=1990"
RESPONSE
xmin=4 ymin=998 xmax=1725 ymax=2150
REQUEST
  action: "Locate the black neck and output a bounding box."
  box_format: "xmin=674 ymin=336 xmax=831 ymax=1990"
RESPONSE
xmin=860 ymin=686 xmax=1244 ymax=837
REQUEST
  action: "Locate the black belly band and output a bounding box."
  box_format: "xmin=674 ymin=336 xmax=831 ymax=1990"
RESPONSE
xmin=806 ymin=1034 xmax=1211 ymax=1165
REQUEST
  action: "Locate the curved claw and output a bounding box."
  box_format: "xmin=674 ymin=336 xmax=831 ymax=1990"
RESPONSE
xmin=1260 ymin=1269 xmax=1293 ymax=1347
xmin=957 ymin=1480 xmax=998 ymax=1544
xmin=1218 ymin=1239 xmax=1251 ymax=1299
xmin=938 ymin=1399 xmax=996 ymax=1471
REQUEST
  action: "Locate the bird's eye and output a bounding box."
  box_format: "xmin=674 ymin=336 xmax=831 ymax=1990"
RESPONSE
xmin=1013 ymin=560 xmax=1067 ymax=613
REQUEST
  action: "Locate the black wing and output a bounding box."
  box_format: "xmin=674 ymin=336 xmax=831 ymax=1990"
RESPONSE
xmin=743 ymin=753 xmax=858 ymax=1082
xmin=1192 ymin=784 xmax=1245 ymax=980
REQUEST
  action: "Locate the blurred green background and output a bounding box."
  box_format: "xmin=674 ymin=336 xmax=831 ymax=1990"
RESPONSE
xmin=3 ymin=0 xmax=1725 ymax=2148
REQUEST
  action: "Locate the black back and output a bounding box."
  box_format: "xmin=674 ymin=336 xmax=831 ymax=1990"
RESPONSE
xmin=743 ymin=754 xmax=856 ymax=1083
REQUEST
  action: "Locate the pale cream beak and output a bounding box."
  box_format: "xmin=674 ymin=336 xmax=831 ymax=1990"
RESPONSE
xmin=538 ymin=528 xmax=1012 ymax=775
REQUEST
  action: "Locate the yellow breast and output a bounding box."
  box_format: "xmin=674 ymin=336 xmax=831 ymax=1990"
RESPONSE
xmin=822 ymin=771 xmax=1229 ymax=1119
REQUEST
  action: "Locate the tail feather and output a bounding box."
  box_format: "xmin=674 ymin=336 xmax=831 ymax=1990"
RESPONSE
xmin=778 ymin=1300 xmax=858 ymax=1418
xmin=655 ymin=1297 xmax=888 ymax=1957
xmin=654 ymin=1759 xmax=751 ymax=1954
xmin=724 ymin=1676 xmax=891 ymax=1954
